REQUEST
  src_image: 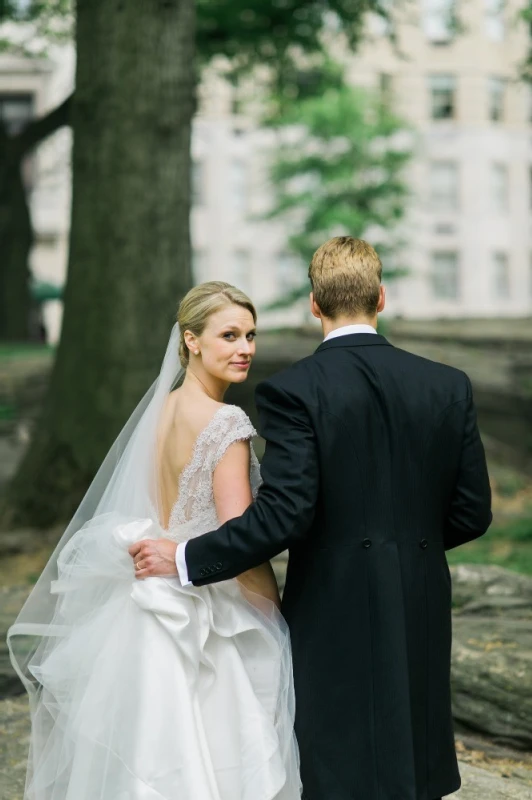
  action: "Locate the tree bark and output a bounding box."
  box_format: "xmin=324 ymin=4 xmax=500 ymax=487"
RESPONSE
xmin=3 ymin=0 xmax=195 ymax=526
xmin=0 ymin=120 xmax=33 ymax=342
xmin=0 ymin=96 xmax=72 ymax=342
xmin=0 ymin=146 xmax=33 ymax=341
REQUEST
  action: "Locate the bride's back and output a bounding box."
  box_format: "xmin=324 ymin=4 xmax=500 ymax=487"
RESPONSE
xmin=156 ymin=388 xmax=222 ymax=529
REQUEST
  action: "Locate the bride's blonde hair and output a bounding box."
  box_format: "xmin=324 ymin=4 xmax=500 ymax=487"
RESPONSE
xmin=177 ymin=281 xmax=257 ymax=368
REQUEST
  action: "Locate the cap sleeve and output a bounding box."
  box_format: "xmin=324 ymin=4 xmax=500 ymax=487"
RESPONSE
xmin=210 ymin=405 xmax=257 ymax=471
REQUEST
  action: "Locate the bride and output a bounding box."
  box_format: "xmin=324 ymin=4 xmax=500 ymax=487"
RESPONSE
xmin=8 ymin=281 xmax=301 ymax=800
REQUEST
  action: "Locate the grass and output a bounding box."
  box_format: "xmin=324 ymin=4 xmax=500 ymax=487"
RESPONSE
xmin=0 ymin=343 xmax=54 ymax=361
xmin=447 ymin=516 xmax=532 ymax=576
xmin=0 ymin=404 xmax=16 ymax=420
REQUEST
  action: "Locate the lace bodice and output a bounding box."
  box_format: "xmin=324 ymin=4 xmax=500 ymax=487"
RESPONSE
xmin=165 ymin=404 xmax=261 ymax=543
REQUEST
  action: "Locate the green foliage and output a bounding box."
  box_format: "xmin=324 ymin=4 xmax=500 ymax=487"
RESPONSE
xmin=1 ymin=0 xmax=389 ymax=63
xmin=492 ymin=467 xmax=529 ymax=498
xmin=0 ymin=0 xmax=73 ymax=54
xmin=494 ymin=515 xmax=532 ymax=541
xmin=520 ymin=4 xmax=532 ymax=81
xmin=0 ymin=342 xmax=53 ymax=359
xmin=446 ymin=515 xmax=532 ymax=575
xmin=0 ymin=0 xmax=71 ymax=23
xmin=0 ymin=403 xmax=16 ymax=420
xmin=197 ymin=0 xmax=390 ymax=66
xmin=31 ymin=278 xmax=63 ymax=302
xmin=265 ymin=66 xmax=412 ymax=306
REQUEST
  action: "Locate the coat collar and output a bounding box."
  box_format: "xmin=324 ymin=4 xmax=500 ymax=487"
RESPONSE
xmin=315 ymin=332 xmax=393 ymax=354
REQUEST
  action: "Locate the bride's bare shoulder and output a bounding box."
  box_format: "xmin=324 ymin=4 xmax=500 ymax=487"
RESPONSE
xmin=166 ymin=389 xmax=225 ymax=436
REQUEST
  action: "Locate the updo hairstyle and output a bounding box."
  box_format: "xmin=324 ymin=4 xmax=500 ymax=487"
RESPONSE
xmin=177 ymin=281 xmax=257 ymax=369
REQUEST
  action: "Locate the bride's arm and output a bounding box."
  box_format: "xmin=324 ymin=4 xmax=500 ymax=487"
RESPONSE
xmin=213 ymin=440 xmax=281 ymax=609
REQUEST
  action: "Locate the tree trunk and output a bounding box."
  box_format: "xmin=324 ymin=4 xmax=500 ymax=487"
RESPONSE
xmin=0 ymin=127 xmax=33 ymax=342
xmin=0 ymin=97 xmax=73 ymax=342
xmin=3 ymin=0 xmax=195 ymax=527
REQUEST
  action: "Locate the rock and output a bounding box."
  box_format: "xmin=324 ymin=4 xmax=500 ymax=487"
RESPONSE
xmin=451 ymin=615 xmax=532 ymax=749
xmin=0 ymin=586 xmax=31 ymax=698
xmin=0 ymin=695 xmax=530 ymax=800
xmin=449 ymin=566 xmax=532 ymax=749
xmin=444 ymin=762 xmax=532 ymax=799
xmin=451 ymin=565 xmax=532 ymax=619
xmin=0 ymin=526 xmax=64 ymax=558
xmin=0 ymin=696 xmax=31 ymax=800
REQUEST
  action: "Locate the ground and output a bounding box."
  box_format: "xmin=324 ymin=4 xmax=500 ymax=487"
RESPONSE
xmin=1 ymin=694 xmax=532 ymax=799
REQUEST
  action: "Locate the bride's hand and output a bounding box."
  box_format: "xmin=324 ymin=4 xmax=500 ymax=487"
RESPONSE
xmin=128 ymin=538 xmax=178 ymax=579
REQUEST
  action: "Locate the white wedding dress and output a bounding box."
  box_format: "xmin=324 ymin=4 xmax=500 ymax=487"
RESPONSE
xmin=11 ymin=403 xmax=301 ymax=800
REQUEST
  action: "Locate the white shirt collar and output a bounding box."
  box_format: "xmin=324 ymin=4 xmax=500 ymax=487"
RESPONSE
xmin=323 ymin=324 xmax=378 ymax=342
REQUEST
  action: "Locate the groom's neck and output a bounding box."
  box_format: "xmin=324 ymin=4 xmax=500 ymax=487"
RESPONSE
xmin=321 ymin=314 xmax=378 ymax=339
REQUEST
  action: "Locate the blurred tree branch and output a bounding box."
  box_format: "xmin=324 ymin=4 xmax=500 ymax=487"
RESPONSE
xmin=0 ymin=94 xmax=71 ymax=340
xmin=520 ymin=3 xmax=532 ymax=82
xmin=11 ymin=92 xmax=72 ymax=157
xmin=264 ymin=61 xmax=412 ymax=309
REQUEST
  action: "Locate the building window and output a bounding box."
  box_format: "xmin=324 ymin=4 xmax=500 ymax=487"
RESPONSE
xmin=379 ymin=73 xmax=393 ymax=107
xmin=0 ymin=93 xmax=33 ymax=135
xmin=431 ymin=251 xmax=459 ymax=299
xmin=423 ymin=0 xmax=455 ymax=43
xmin=429 ymin=161 xmax=459 ymax=210
xmin=488 ymin=77 xmax=505 ymax=122
xmin=231 ymin=87 xmax=243 ymax=116
xmin=493 ymin=252 xmax=510 ymax=298
xmin=429 ymin=75 xmax=456 ymax=120
xmin=234 ymin=250 xmax=251 ymax=292
xmin=230 ymin=160 xmax=248 ymax=214
xmin=491 ymin=163 xmax=508 ymax=212
xmin=434 ymin=222 xmax=456 ymax=235
xmin=191 ymin=159 xmax=205 ymax=206
xmin=485 ymin=0 xmax=505 ymax=41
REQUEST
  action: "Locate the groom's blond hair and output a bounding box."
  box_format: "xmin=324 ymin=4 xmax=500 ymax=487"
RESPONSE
xmin=309 ymin=237 xmax=382 ymax=319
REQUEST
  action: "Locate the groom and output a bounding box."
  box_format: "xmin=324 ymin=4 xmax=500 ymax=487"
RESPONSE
xmin=138 ymin=237 xmax=492 ymax=800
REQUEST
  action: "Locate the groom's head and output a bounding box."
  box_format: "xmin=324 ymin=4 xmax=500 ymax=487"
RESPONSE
xmin=309 ymin=237 xmax=385 ymax=329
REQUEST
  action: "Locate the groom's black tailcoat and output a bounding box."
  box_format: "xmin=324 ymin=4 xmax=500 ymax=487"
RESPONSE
xmin=185 ymin=333 xmax=492 ymax=800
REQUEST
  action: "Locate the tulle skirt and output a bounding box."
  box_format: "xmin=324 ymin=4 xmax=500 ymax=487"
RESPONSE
xmin=8 ymin=514 xmax=302 ymax=800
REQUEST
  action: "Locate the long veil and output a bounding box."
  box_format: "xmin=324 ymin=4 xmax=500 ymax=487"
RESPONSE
xmin=7 ymin=322 xmax=301 ymax=800
xmin=7 ymin=324 xmax=183 ymax=792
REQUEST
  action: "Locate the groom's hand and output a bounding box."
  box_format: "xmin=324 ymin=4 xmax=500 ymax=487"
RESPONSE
xmin=128 ymin=538 xmax=178 ymax=579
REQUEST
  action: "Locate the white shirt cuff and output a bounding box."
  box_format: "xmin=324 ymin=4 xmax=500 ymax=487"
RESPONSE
xmin=175 ymin=542 xmax=192 ymax=587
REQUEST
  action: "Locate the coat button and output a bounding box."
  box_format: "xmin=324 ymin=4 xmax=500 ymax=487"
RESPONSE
xmin=420 ymin=539 xmax=428 ymax=549
xmin=215 ymin=562 xmax=222 ymax=570
xmin=200 ymin=568 xmax=207 ymax=576
xmin=362 ymin=538 xmax=372 ymax=548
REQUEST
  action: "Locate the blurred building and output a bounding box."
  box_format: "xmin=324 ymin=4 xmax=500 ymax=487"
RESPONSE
xmin=191 ymin=70 xmax=307 ymax=328
xmin=1 ymin=0 xmax=531 ymax=343
xmin=352 ymin=0 xmax=532 ymax=318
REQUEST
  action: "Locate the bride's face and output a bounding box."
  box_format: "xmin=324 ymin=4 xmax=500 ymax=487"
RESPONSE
xmin=194 ymin=304 xmax=256 ymax=385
